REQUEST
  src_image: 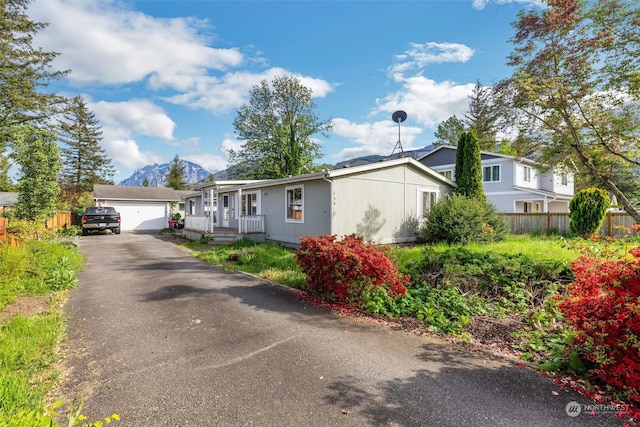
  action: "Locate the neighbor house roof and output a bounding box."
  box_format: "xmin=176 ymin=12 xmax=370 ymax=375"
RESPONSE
xmin=0 ymin=192 xmax=19 ymax=207
xmin=93 ymin=184 xmax=194 ymax=201
xmin=418 ymin=145 xmax=539 ymax=166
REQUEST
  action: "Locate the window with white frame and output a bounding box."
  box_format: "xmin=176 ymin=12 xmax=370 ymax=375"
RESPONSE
xmin=560 ymin=172 xmax=568 ymax=186
xmin=483 ymin=165 xmax=500 ymax=182
xmin=241 ymin=192 xmax=258 ymax=216
xmin=286 ymin=185 xmax=303 ymax=222
xmin=523 ymin=166 xmax=532 ymax=182
xmin=440 ymin=170 xmax=453 ymax=180
xmin=419 ymin=190 xmax=438 ymax=218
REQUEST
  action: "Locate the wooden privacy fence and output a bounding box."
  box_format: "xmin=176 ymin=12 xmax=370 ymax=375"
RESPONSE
xmin=499 ymin=211 xmax=639 ymax=238
xmin=0 ymin=217 xmax=6 ymax=245
xmin=0 ymin=211 xmax=73 ymax=247
xmin=46 ymin=210 xmax=72 ymax=230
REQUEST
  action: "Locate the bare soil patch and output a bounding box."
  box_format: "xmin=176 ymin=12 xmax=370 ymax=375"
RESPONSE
xmin=0 ymin=294 xmax=54 ymax=323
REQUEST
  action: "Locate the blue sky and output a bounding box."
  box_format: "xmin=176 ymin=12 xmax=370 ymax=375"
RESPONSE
xmin=26 ymin=0 xmax=544 ymax=184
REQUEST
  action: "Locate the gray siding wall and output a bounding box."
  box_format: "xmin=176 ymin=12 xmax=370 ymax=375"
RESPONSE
xmin=259 ymin=179 xmax=332 ymax=246
xmin=332 ymin=166 xmax=451 ymax=244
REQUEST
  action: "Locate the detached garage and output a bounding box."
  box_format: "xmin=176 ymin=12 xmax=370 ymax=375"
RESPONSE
xmin=93 ymin=185 xmax=193 ymax=231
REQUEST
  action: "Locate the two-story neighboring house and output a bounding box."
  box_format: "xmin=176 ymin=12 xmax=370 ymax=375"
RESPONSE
xmin=418 ymin=145 xmax=575 ymax=213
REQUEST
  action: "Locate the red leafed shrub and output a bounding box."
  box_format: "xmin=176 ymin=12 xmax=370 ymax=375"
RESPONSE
xmin=559 ymin=246 xmax=640 ymax=403
xmin=295 ymin=234 xmax=409 ymax=304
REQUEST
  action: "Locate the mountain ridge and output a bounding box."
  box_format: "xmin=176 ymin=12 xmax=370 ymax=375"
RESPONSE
xmin=119 ymin=145 xmax=434 ymax=186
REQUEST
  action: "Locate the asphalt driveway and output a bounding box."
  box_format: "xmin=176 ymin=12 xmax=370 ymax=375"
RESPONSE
xmin=58 ymin=231 xmax=624 ymax=426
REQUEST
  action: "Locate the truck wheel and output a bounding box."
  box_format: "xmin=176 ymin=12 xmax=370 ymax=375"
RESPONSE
xmin=114 ymin=227 xmax=121 ymax=234
xmin=82 ymin=228 xmax=88 ymax=236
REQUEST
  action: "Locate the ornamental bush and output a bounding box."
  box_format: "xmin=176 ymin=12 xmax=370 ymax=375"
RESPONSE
xmin=295 ymin=234 xmax=409 ymax=305
xmin=559 ymin=246 xmax=640 ymax=403
xmin=568 ymin=187 xmax=609 ymax=237
xmin=418 ymin=194 xmax=509 ymax=245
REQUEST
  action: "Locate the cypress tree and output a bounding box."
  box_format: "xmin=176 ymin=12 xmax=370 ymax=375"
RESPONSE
xmin=454 ymin=131 xmax=485 ymax=200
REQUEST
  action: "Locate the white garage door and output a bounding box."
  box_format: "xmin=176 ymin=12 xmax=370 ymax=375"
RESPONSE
xmin=106 ymin=201 xmax=168 ymax=230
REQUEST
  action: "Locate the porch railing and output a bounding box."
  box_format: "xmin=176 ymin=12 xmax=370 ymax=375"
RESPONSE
xmin=240 ymin=215 xmax=265 ymax=233
xmin=185 ymin=215 xmax=210 ymax=233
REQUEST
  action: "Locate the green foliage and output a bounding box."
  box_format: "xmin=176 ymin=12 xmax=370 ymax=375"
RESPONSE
xmin=419 ymin=194 xmax=508 ymax=244
xmin=454 ymin=131 xmax=485 ymax=200
xmin=502 ymin=0 xmax=640 ymax=221
xmin=1 ymin=398 xmax=120 ymax=427
xmin=9 ymin=125 xmax=62 ymax=221
xmin=568 ymin=187 xmax=610 ymax=237
xmin=433 ymin=115 xmax=465 ymax=147
xmin=58 ymin=96 xmax=115 ymax=192
xmin=464 ymin=81 xmax=503 ymax=151
xmin=190 ymin=238 xmax=306 ymax=288
xmin=229 ymin=75 xmax=332 ymax=179
xmin=0 ymin=239 xmax=83 ymax=310
xmin=0 ymin=313 xmax=65 ymax=417
xmin=166 ymin=155 xmax=187 ymax=190
xmin=0 ymin=0 xmax=68 ymax=135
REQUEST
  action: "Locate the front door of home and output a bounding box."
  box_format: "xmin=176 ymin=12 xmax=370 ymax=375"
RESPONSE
xmin=222 ymin=195 xmax=230 ymax=227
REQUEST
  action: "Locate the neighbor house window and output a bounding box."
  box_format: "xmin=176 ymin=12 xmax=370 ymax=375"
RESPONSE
xmin=523 ymin=166 xmax=532 ymax=182
xmin=560 ymin=172 xmax=568 ymax=186
xmin=440 ymin=170 xmax=453 ymax=180
xmin=286 ymin=185 xmax=303 ymax=221
xmin=483 ymin=165 xmax=500 ymax=182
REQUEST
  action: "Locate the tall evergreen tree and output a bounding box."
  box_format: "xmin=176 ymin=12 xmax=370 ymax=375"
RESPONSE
xmin=59 ymin=96 xmax=114 ymax=192
xmin=0 ymin=0 xmax=68 ymax=143
xmin=166 ymin=155 xmax=186 ymax=190
xmin=464 ymin=81 xmax=505 ymax=152
xmin=454 ymin=131 xmax=485 ymax=200
xmin=9 ymin=125 xmax=61 ymax=221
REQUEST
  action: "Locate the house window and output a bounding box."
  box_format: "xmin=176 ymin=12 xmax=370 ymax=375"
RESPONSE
xmin=241 ymin=192 xmax=258 ymax=216
xmin=523 ymin=166 xmax=531 ymax=182
xmin=560 ymin=172 xmax=568 ymax=186
xmin=286 ymin=185 xmax=303 ymax=222
xmin=524 ymin=202 xmax=532 ymax=213
xmin=483 ymin=165 xmax=500 ymax=182
xmin=419 ymin=190 xmax=438 ymax=217
xmin=440 ymin=170 xmax=453 ymax=180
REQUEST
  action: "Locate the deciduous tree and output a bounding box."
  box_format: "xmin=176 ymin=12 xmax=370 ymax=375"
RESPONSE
xmin=9 ymin=125 xmax=61 ymax=221
xmin=229 ymin=75 xmax=332 ymax=179
xmin=499 ymin=0 xmax=640 ymax=222
xmin=434 ymin=115 xmax=465 ymax=147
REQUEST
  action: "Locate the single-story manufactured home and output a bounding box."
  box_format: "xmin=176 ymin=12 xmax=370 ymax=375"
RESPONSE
xmin=183 ymin=157 xmax=455 ymax=246
xmin=93 ymin=184 xmax=194 ymax=230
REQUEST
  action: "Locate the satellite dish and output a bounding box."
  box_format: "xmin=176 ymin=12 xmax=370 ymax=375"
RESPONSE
xmin=390 ymin=110 xmax=407 ymax=158
xmin=392 ymin=110 xmax=407 ymax=123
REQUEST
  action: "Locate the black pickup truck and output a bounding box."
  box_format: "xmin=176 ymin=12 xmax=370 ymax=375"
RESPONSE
xmin=81 ymin=206 xmax=121 ymax=236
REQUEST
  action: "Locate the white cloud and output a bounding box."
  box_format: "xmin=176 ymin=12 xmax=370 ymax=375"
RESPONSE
xmin=91 ymin=100 xmax=176 ymax=140
xmin=472 ymin=0 xmax=545 ymax=10
xmin=373 ymin=76 xmax=475 ymax=128
xmin=330 ymin=118 xmax=423 ymax=161
xmin=163 ymin=67 xmax=335 ymax=114
xmin=389 ymin=42 xmax=475 ymax=80
xmin=29 ymin=0 xmax=243 ymax=86
xmin=183 ymin=154 xmax=228 ymax=172
xmin=103 ymin=138 xmax=163 ymax=171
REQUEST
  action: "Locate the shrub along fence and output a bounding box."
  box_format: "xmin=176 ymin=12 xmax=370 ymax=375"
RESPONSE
xmin=500 ymin=211 xmax=638 ymax=237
